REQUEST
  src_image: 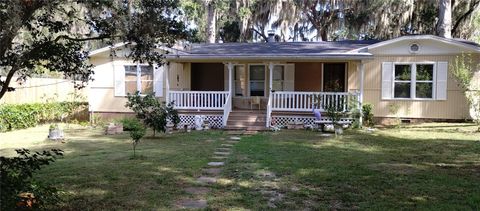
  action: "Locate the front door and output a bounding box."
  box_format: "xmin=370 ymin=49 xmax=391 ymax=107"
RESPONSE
xmin=323 ymin=63 xmax=346 ymax=92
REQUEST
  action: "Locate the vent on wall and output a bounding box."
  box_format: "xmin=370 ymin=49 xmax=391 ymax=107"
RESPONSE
xmin=409 ymin=43 xmax=420 ymax=53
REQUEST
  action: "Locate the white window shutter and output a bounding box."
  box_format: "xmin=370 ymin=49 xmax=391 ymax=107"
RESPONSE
xmin=381 ymin=62 xmax=393 ymax=99
xmin=284 ymin=64 xmax=295 ymax=91
xmin=436 ymin=61 xmax=448 ymax=100
xmin=114 ymin=62 xmax=125 ymax=97
xmin=154 ymin=65 xmax=164 ymax=97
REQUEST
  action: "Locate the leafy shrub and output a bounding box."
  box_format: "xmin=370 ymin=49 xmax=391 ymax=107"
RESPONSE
xmin=118 ymin=117 xmax=140 ymax=131
xmin=0 ymin=149 xmax=64 ymax=210
xmin=362 ymin=103 xmax=374 ymax=127
xmin=128 ymin=120 xmax=146 ymax=158
xmin=0 ymin=102 xmax=87 ymax=132
xmin=125 ymin=92 xmax=180 ymax=136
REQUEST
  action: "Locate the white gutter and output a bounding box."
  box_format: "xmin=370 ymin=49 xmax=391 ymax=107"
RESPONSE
xmin=166 ymin=53 xmax=374 ymax=62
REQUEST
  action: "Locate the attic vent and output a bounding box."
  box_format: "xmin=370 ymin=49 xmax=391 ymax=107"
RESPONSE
xmin=409 ymin=43 xmax=420 ymax=53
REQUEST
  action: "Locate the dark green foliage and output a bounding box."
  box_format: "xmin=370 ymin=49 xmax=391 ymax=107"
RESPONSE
xmin=220 ymin=21 xmax=241 ymax=42
xmin=128 ymin=120 xmax=146 ymax=158
xmin=118 ymin=117 xmax=140 ymax=131
xmin=0 ymin=102 xmax=87 ymax=132
xmin=125 ymin=92 xmax=179 ymax=136
xmin=166 ymin=101 xmax=180 ymax=128
xmin=362 ymin=103 xmax=375 ymax=127
xmin=0 ymin=1 xmax=189 ymax=99
xmin=0 ymin=149 xmax=63 ymax=210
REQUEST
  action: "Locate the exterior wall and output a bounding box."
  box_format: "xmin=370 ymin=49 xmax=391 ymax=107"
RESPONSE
xmin=190 ymin=63 xmax=224 ymax=91
xmin=363 ymin=54 xmax=479 ymax=119
xmin=294 ymin=62 xmax=322 ymax=91
xmin=89 ymin=56 xmax=169 ymax=113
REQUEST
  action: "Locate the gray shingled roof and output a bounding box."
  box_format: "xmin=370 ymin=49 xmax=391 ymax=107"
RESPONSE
xmin=185 ymin=40 xmax=380 ymax=55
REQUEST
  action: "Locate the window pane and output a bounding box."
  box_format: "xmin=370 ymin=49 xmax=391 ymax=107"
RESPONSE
xmin=125 ymin=81 xmax=137 ymax=94
xmin=250 ymin=81 xmax=264 ymax=96
xmin=141 ymin=80 xmax=154 ymax=94
xmin=416 ymin=64 xmax=433 ymax=81
xmin=395 ymin=65 xmax=411 ymax=80
xmin=416 ymin=82 xmax=433 ymax=98
xmin=273 ymin=66 xmax=284 ymax=80
xmin=125 ymin=66 xmax=137 ymax=81
xmin=250 ymin=65 xmax=265 ymax=80
xmin=394 ymin=82 xmax=411 ymax=98
xmin=272 ymin=81 xmax=283 ymax=91
xmin=234 ymin=66 xmax=245 ymax=80
xmin=140 ymin=66 xmax=153 ymax=80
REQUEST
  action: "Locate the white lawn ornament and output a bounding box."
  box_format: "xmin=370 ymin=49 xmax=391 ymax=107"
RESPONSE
xmin=194 ymin=115 xmax=204 ymax=130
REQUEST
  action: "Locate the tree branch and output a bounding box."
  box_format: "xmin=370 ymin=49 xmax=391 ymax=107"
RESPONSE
xmin=250 ymin=28 xmax=269 ymax=42
xmin=54 ymin=34 xmax=114 ymax=42
xmin=0 ymin=65 xmax=18 ymax=99
xmin=451 ymin=0 xmax=480 ymax=36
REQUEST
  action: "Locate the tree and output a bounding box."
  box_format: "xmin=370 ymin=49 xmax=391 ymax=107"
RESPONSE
xmin=0 ymin=0 xmax=188 ymax=100
xmin=437 ymin=0 xmax=452 ymax=38
xmin=450 ymin=54 xmax=480 ymax=131
xmin=128 ymin=119 xmax=146 ymax=158
xmin=125 ymin=92 xmax=180 ymax=136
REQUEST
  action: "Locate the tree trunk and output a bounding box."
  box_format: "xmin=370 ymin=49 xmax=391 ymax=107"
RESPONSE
xmin=437 ymin=0 xmax=452 ymax=38
xmin=206 ymin=1 xmax=216 ymax=43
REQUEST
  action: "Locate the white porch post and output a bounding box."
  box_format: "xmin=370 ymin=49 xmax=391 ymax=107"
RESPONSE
xmin=266 ymin=62 xmax=274 ymax=127
xmin=165 ymin=63 xmax=170 ymax=104
xmin=228 ymin=62 xmax=233 ymax=94
xmin=359 ymin=61 xmax=365 ymax=127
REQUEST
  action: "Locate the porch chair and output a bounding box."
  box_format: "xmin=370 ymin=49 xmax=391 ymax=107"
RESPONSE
xmin=250 ymin=96 xmax=261 ymax=110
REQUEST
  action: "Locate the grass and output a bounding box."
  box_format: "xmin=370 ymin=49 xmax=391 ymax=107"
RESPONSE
xmin=209 ymin=123 xmax=480 ymax=210
xmin=0 ymin=124 xmax=225 ymax=210
xmin=1 ymin=123 xmax=479 ymax=210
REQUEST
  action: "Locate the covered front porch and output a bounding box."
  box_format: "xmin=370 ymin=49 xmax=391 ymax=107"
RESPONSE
xmin=165 ymin=60 xmax=366 ymax=129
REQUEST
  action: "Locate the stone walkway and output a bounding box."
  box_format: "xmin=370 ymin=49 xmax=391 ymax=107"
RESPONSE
xmin=176 ymin=136 xmax=242 ymax=209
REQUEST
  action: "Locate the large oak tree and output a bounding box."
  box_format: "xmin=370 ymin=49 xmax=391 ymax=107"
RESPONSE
xmin=0 ymin=0 xmax=188 ymax=100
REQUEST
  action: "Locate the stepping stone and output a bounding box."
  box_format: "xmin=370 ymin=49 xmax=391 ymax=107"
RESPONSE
xmin=177 ymin=199 xmax=207 ymax=209
xmin=197 ymin=176 xmax=217 ymax=184
xmin=226 ymin=140 xmax=239 ymax=144
xmin=203 ymin=168 xmax=222 ymax=175
xmin=244 ymin=131 xmax=257 ymax=135
xmin=185 ymin=187 xmax=210 ymax=195
xmin=221 ymin=144 xmax=234 ymax=147
xmin=216 ymin=147 xmax=231 ymax=151
xmin=214 ymin=151 xmax=231 ymax=156
xmin=219 ymin=138 xmax=226 ymax=141
xmin=207 ymin=162 xmax=224 ymax=167
xmin=227 ymin=131 xmax=244 ymax=135
xmin=211 ymin=156 xmax=228 ymax=160
xmin=230 ymin=136 xmax=241 ymax=140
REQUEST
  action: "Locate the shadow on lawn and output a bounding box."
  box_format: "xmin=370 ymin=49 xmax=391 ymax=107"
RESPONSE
xmin=208 ymin=130 xmax=480 ymax=210
xmin=21 ymin=127 xmax=226 ymax=210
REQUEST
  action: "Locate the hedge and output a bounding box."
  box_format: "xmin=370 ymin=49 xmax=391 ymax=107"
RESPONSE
xmin=0 ymin=102 xmax=88 ymax=132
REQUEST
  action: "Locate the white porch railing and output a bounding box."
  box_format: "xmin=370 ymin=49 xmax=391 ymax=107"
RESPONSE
xmin=168 ymin=91 xmax=229 ymax=110
xmin=271 ymin=91 xmax=359 ymax=112
xmin=222 ymin=93 xmax=232 ymax=126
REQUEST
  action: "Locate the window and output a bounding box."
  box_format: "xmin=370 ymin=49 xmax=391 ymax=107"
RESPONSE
xmin=124 ymin=64 xmax=154 ymax=95
xmin=249 ymin=65 xmax=265 ymax=96
xmin=234 ymin=65 xmax=245 ymax=96
xmin=272 ymin=65 xmax=284 ymax=91
xmin=415 ymin=64 xmax=434 ymax=98
xmin=394 ymin=65 xmax=411 ymax=98
xmin=393 ymin=63 xmax=434 ymax=99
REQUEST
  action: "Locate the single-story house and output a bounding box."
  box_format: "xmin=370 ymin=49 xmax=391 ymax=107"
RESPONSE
xmin=88 ymin=35 xmax=480 ymax=130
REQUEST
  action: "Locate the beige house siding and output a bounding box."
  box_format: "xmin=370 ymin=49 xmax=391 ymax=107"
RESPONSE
xmin=363 ymin=55 xmax=479 ymax=119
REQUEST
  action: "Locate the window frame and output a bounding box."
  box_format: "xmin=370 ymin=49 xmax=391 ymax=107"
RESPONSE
xmin=248 ymin=64 xmax=266 ymax=97
xmin=124 ymin=63 xmax=155 ymax=96
xmin=392 ymin=62 xmax=436 ymax=100
xmin=272 ymin=64 xmax=286 ymax=91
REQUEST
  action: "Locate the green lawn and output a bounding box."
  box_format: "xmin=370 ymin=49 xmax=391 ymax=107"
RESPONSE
xmin=1 ymin=123 xmax=479 ymax=210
